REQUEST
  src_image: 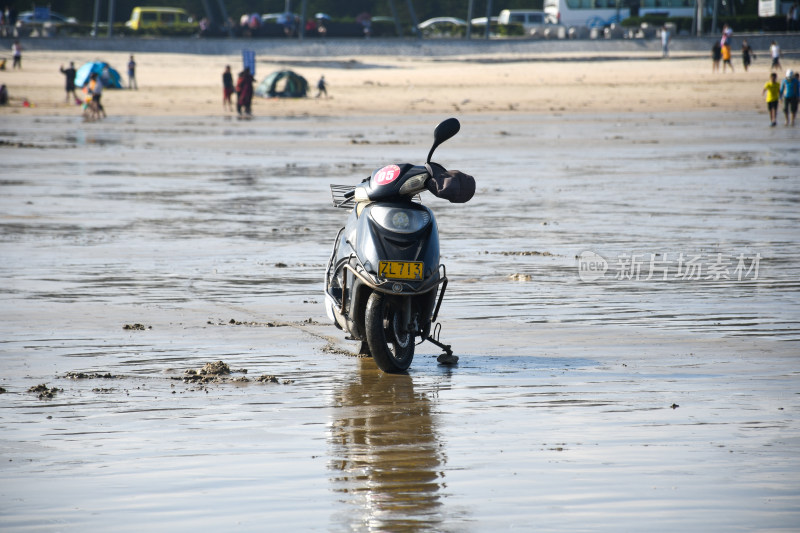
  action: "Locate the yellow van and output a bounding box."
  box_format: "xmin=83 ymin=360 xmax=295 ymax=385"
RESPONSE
xmin=125 ymin=7 xmax=192 ymax=30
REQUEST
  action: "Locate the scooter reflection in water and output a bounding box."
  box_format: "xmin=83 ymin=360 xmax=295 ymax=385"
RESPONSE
xmin=328 ymin=358 xmax=447 ymax=530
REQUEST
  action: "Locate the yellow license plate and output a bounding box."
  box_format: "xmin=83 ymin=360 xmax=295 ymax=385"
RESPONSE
xmin=379 ymin=261 xmax=424 ymax=280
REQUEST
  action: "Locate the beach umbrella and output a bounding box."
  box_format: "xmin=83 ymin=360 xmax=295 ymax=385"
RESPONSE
xmin=74 ymin=61 xmax=123 ymax=89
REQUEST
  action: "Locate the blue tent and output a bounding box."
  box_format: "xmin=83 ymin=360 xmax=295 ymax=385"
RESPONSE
xmin=74 ymin=61 xmax=123 ymax=89
xmin=255 ymin=70 xmax=308 ymax=98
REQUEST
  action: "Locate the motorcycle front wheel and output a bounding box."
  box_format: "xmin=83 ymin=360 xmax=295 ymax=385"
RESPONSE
xmin=364 ymin=292 xmax=415 ymax=373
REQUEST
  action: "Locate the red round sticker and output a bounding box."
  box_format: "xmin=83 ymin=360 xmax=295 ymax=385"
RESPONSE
xmin=374 ymin=165 xmax=401 ymax=186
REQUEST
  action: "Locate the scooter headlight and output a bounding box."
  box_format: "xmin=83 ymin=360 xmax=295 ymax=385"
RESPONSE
xmin=370 ymin=206 xmax=430 ymax=234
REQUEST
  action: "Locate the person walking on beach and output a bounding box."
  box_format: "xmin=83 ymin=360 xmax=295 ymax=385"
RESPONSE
xmin=711 ymin=42 xmax=722 ymax=73
xmin=88 ymin=72 xmax=106 ymax=119
xmin=82 ymin=75 xmax=99 ymax=121
xmin=721 ymin=43 xmax=734 ymax=73
xmin=316 ymin=75 xmax=328 ymax=98
xmin=770 ymin=41 xmax=782 ymax=71
xmin=235 ymin=67 xmax=254 ymax=117
xmin=127 ymin=55 xmax=137 ymax=90
xmin=741 ymin=40 xmax=755 ymax=72
xmin=780 ymin=69 xmax=798 ymax=127
xmin=660 ymin=26 xmax=670 ymax=58
xmin=222 ymin=65 xmax=234 ymax=111
xmin=11 ymin=40 xmax=21 ymax=69
xmin=763 ymin=73 xmax=780 ymax=127
xmin=60 ymin=62 xmax=79 ymax=104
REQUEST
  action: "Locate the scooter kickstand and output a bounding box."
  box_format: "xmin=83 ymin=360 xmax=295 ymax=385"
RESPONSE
xmin=427 ymin=324 xmax=459 ymax=365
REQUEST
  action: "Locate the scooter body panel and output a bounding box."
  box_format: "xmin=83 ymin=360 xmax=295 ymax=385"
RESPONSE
xmin=326 ymin=200 xmax=440 ymax=343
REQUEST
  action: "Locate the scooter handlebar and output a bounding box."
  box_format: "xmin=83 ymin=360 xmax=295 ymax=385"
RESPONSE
xmin=424 ymin=162 xmax=476 ymax=204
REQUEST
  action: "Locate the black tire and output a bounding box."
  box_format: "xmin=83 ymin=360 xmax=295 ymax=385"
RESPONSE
xmin=364 ymin=291 xmax=415 ymax=373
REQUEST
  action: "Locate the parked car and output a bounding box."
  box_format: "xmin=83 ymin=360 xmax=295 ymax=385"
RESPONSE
xmin=125 ymin=7 xmax=193 ymax=31
xmin=257 ymin=12 xmax=298 ymax=36
xmin=498 ymin=9 xmax=559 ymax=33
xmin=418 ymin=16 xmax=467 ymax=29
xmin=17 ymin=10 xmax=77 ymax=24
xmin=261 ymin=12 xmax=297 ymax=26
xmin=469 ymin=16 xmax=500 ymax=36
xmin=417 ymin=16 xmax=467 ymax=37
xmin=470 ymin=16 xmax=499 ymax=25
xmin=15 ymin=10 xmax=78 ymax=36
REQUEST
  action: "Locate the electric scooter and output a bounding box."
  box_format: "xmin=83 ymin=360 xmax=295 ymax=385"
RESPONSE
xmin=324 ymin=118 xmax=474 ymax=373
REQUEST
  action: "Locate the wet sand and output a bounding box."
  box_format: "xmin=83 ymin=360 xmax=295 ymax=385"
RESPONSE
xmin=1 ymin=51 xmax=800 ymax=531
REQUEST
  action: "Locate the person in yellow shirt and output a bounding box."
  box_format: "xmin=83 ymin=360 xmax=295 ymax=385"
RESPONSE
xmin=82 ymin=77 xmax=100 ymax=121
xmin=762 ymin=73 xmax=780 ymax=126
xmin=722 ymin=44 xmax=734 ymax=73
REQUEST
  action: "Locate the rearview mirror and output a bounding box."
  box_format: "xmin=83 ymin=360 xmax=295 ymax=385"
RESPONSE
xmin=427 ymin=117 xmax=460 ymax=163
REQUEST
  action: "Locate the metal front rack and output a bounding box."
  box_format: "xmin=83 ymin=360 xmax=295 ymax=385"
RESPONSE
xmin=330 ymin=184 xmax=356 ymax=209
xmin=330 ymin=184 xmax=422 ymax=208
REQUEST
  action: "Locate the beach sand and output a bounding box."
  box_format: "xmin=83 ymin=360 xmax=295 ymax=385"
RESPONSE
xmin=1 ymin=48 xmax=799 ymax=531
xmin=0 ymin=49 xmax=784 ymax=118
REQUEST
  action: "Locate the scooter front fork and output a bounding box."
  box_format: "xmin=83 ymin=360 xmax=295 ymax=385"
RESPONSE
xmin=402 ymin=296 xmax=412 ymax=335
